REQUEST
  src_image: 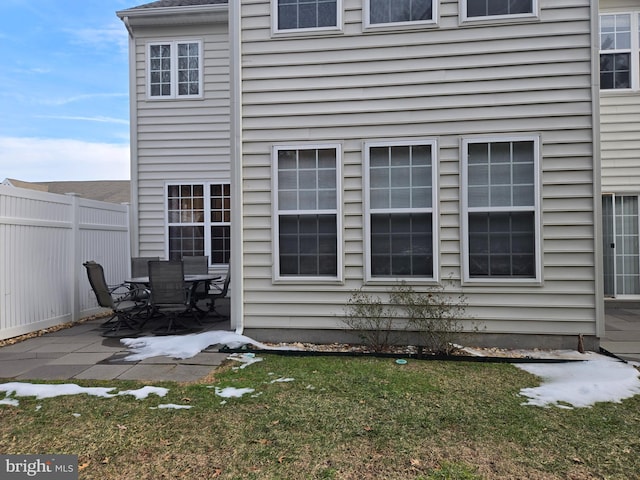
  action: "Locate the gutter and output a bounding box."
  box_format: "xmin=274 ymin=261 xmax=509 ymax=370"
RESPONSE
xmin=590 ymin=0 xmax=604 ymax=339
xmin=116 ymin=4 xmax=228 ymax=25
xmin=229 ymin=0 xmax=244 ymax=335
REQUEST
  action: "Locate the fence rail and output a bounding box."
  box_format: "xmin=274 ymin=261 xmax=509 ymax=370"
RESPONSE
xmin=0 ymin=185 xmax=130 ymax=341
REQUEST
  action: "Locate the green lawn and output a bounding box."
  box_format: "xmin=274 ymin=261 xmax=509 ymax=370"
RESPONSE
xmin=1 ymin=355 xmax=639 ymax=479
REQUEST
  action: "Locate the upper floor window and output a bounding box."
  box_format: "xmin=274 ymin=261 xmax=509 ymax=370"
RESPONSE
xmin=461 ymin=0 xmax=536 ymax=22
xmin=148 ymin=40 xmax=202 ymax=99
xmin=600 ymin=13 xmax=640 ymax=91
xmin=274 ymin=0 xmax=341 ymax=32
xmin=365 ymin=0 xmax=435 ymax=27
xmin=462 ymin=136 xmax=541 ymax=283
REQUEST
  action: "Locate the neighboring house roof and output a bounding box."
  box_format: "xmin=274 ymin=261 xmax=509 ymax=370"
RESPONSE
xmin=127 ymin=0 xmax=227 ymax=8
xmin=2 ymin=178 xmax=130 ymax=204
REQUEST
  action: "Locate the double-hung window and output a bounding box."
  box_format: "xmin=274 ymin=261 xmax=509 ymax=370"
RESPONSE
xmin=461 ymin=0 xmax=537 ymax=22
xmin=148 ymin=40 xmax=202 ymax=99
xmin=600 ymin=13 xmax=640 ymax=91
xmin=365 ymin=0 xmax=436 ymax=27
xmin=274 ymin=145 xmax=342 ymax=280
xmin=167 ymin=183 xmax=231 ymax=265
xmin=364 ymin=140 xmax=437 ymax=280
xmin=462 ymin=137 xmax=540 ymax=282
xmin=274 ymin=0 xmax=341 ymax=32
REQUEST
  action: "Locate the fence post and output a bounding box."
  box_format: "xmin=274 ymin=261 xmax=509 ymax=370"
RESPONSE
xmin=67 ymin=193 xmax=81 ymax=323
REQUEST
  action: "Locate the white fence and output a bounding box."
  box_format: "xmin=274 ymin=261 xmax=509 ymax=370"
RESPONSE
xmin=0 ymin=185 xmax=130 ymax=341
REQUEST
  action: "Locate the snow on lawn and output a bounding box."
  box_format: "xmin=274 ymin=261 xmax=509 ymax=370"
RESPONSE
xmin=120 ymin=331 xmax=296 ymax=361
xmin=516 ymin=353 xmax=640 ymax=409
xmin=0 ymin=383 xmax=168 ymax=407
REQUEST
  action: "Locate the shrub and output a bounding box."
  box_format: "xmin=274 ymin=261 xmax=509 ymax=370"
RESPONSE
xmin=342 ymin=288 xmax=399 ymax=352
xmin=343 ymin=282 xmax=469 ymax=355
xmin=390 ymin=282 xmax=468 ymax=355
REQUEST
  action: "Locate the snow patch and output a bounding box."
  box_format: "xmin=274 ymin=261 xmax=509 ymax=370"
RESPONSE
xmin=214 ymin=387 xmax=255 ymax=398
xmin=516 ymin=355 xmax=640 ymax=408
xmin=120 ymin=331 xmax=295 ymax=361
xmin=151 ymin=404 xmax=192 ymax=410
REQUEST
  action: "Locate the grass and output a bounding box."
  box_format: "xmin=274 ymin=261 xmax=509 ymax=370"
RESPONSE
xmin=1 ymin=354 xmax=639 ymax=479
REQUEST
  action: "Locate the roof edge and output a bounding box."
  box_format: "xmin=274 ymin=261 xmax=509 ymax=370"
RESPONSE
xmin=116 ymin=3 xmax=228 ymax=20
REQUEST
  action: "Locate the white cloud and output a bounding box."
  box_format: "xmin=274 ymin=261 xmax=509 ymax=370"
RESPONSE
xmin=68 ymin=23 xmax=128 ymax=55
xmin=36 ymin=114 xmax=129 ymax=125
xmin=39 ymin=92 xmax=128 ymax=107
xmin=0 ymin=136 xmax=130 ymax=181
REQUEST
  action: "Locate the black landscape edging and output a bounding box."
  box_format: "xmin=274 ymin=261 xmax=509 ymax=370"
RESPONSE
xmin=218 ymin=347 xmax=585 ymax=363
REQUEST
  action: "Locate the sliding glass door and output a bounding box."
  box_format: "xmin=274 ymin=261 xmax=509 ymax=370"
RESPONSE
xmin=603 ymin=194 xmax=640 ymax=296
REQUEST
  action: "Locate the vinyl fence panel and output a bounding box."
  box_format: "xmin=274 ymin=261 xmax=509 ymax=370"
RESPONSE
xmin=0 ymin=185 xmax=130 ymax=341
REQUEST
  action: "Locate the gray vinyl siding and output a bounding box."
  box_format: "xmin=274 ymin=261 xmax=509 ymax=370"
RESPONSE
xmin=600 ymin=0 xmax=640 ymax=193
xmin=240 ymin=0 xmax=598 ymax=336
xmin=131 ymin=22 xmax=230 ymax=258
xmin=601 ymin=94 xmax=640 ymax=192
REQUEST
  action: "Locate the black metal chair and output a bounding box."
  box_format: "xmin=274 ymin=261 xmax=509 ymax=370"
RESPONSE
xmin=183 ymin=255 xmax=210 ymax=303
xmin=131 ymin=256 xmax=160 ymax=277
xmin=148 ymin=260 xmax=200 ymax=334
xmin=207 ymin=264 xmax=230 ymax=319
xmin=83 ymin=261 xmax=148 ymax=337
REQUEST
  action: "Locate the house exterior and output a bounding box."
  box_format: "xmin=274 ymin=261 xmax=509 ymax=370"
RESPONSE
xmin=117 ymin=0 xmax=603 ymax=349
xmin=599 ymin=0 xmax=640 ymax=299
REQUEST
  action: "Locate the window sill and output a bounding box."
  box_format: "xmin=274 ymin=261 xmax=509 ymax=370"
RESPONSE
xmin=271 ymin=26 xmax=344 ymax=39
xmin=462 ymin=277 xmax=543 ymax=287
xmin=272 ymin=277 xmax=344 ymax=285
xmin=458 ymin=14 xmax=539 ymax=27
xmin=364 ymin=277 xmax=440 ymax=286
xmin=362 ymin=21 xmax=439 ymax=33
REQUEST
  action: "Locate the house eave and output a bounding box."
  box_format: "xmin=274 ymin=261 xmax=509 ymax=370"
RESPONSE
xmin=116 ymin=4 xmax=228 ymax=27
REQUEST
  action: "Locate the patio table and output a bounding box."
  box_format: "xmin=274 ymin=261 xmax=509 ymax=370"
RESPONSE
xmin=126 ymin=274 xmax=221 ymax=316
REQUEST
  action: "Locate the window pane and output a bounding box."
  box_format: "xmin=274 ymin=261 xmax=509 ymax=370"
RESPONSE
xmin=279 ymin=215 xmax=337 ymax=276
xmin=169 ymin=226 xmax=205 ymax=259
xmin=600 ymin=53 xmax=630 ymax=89
xmin=468 ymin=212 xmax=535 ymax=277
xmin=278 ymin=0 xmax=337 ymax=29
xmin=371 ymin=213 xmax=433 ymax=277
xmin=467 ymin=0 xmax=532 ymax=17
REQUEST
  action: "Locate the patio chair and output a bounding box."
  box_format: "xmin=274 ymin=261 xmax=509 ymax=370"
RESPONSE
xmin=83 ymin=261 xmax=149 ymax=338
xmin=206 ymin=263 xmax=230 ymax=319
xmin=131 ymin=256 xmax=160 ymax=277
xmin=183 ymin=255 xmax=210 ymax=304
xmin=148 ymin=260 xmax=200 ymax=334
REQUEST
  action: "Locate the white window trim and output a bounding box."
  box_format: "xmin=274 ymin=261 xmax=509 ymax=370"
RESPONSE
xmin=363 ymin=0 xmax=438 ymax=31
xmin=363 ymin=139 xmax=439 ymax=283
xmin=271 ymin=0 xmax=344 ymax=36
xmin=272 ymin=144 xmax=344 ymax=283
xmin=146 ymin=39 xmax=203 ymax=100
xmin=164 ymin=181 xmax=231 ymax=266
xmin=599 ymin=12 xmax=640 ymax=92
xmin=460 ymin=135 xmax=542 ymax=285
xmin=459 ymin=0 xmax=539 ymax=25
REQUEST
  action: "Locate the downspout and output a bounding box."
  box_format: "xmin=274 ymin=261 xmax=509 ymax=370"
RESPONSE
xmin=590 ymin=1 xmax=604 ymax=339
xmin=123 ymin=16 xmax=140 ymax=257
xmin=229 ymin=1 xmax=244 ymax=334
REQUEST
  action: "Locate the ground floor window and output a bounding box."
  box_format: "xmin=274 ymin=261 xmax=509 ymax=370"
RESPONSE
xmin=462 ymin=136 xmax=540 ymax=281
xmin=273 ymin=145 xmax=342 ymax=280
xmin=364 ymin=140 xmax=437 ymax=280
xmin=166 ymin=182 xmax=230 ymax=265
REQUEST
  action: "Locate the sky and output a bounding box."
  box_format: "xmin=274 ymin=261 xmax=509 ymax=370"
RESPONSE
xmin=0 ymin=0 xmax=136 ymax=182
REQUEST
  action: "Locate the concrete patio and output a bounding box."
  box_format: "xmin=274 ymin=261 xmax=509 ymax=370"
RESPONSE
xmin=601 ymin=300 xmax=640 ymax=363
xmin=0 ymin=299 xmax=232 ymax=383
